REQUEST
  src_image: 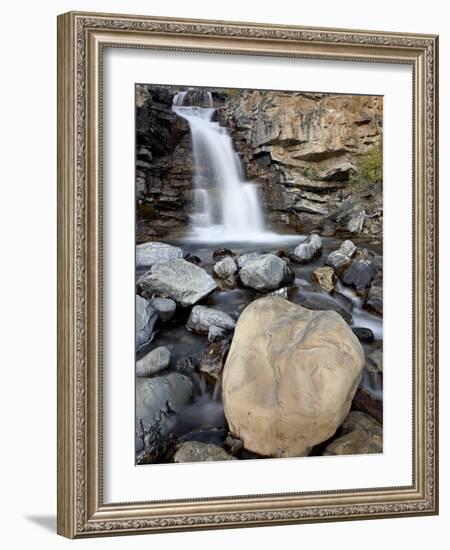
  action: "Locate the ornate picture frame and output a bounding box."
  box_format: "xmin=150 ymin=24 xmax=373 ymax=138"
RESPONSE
xmin=57 ymin=11 xmax=439 ymax=538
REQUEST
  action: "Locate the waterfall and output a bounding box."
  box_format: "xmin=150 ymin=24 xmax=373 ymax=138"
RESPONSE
xmin=173 ymin=90 xmax=268 ymax=242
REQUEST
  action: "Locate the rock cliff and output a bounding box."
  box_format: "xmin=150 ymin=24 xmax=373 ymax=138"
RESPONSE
xmin=215 ymin=89 xmax=383 ymax=238
xmin=135 ymin=85 xmax=383 ymax=241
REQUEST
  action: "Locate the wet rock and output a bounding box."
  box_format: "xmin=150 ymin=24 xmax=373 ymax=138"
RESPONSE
xmin=352 ymin=327 xmax=375 ymax=342
xmin=136 ymin=295 xmax=158 ymax=351
xmin=324 ymin=426 xmax=382 ymax=455
xmin=296 ymin=293 xmax=352 ymax=324
xmin=187 ymin=305 xmax=236 ymax=336
xmin=222 ymin=296 xmax=364 ymax=457
xmin=215 ymin=274 xmax=238 ymax=291
xmin=225 ymin=435 xmax=243 ymax=456
xmin=175 ymin=357 xmax=196 ymax=375
xmin=173 ymin=441 xmax=236 ymax=463
xmin=365 ymin=271 xmax=383 ymax=314
xmin=367 ymin=347 xmax=383 ymax=373
xmin=199 ymin=339 xmax=231 ymax=381
xmin=333 ymin=290 xmax=354 ymax=313
xmin=136 ymin=346 xmax=171 ymax=377
xmin=138 ymin=259 xmax=217 ymax=307
xmin=136 ymin=373 xmax=194 ymax=437
xmin=236 ymin=252 xmax=259 ymax=269
xmin=149 ymin=297 xmax=176 ymax=322
xmin=352 ymin=386 xmax=382 ymax=423
xmin=292 ymin=234 xmax=322 ymax=263
xmin=312 ymin=266 xmax=336 ymax=293
xmin=341 ymin=411 xmax=382 ymax=436
xmin=269 ymin=287 xmax=289 ymax=298
xmin=213 ymin=248 xmax=235 ymax=260
xmin=324 ymin=411 xmax=382 ymax=455
xmin=185 ymin=254 xmax=202 ymax=266
xmin=239 ymin=254 xmax=293 ymax=291
xmin=208 ymin=326 xmax=226 ymax=342
xmin=136 ymin=241 xmax=184 ymax=268
xmin=213 ymin=256 xmax=237 ymax=279
xmin=325 ymin=240 xmax=357 ymax=273
xmin=342 ymin=259 xmax=378 ymax=292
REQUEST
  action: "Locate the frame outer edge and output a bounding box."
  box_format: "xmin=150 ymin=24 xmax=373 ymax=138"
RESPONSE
xmin=56 ymin=10 xmax=439 ymax=537
xmin=57 ymin=12 xmax=77 ymax=539
xmin=431 ymin=35 xmax=439 ymax=515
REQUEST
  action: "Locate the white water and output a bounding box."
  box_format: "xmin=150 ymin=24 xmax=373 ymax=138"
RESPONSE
xmin=336 ymin=280 xmax=383 ymax=340
xmin=173 ymin=91 xmax=281 ymax=243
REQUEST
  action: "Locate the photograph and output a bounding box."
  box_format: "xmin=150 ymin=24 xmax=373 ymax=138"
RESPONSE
xmin=135 ymin=83 xmax=384 ymax=465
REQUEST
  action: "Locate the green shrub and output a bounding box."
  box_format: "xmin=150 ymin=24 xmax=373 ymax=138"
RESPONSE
xmin=350 ymin=143 xmax=383 ymax=185
xmin=299 ymin=165 xmax=321 ymax=181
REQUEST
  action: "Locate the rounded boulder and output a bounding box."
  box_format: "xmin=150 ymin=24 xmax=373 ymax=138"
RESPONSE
xmin=222 ymin=296 xmax=364 ymax=457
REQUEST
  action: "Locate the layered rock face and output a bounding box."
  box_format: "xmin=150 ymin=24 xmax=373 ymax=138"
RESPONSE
xmin=215 ymin=90 xmax=383 ymax=238
xmin=222 ymin=296 xmax=365 ymax=457
xmin=135 ymin=85 xmax=192 ymax=242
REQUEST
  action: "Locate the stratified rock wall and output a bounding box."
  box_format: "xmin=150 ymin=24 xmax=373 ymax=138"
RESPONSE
xmin=215 ymin=90 xmax=383 ymax=238
xmin=135 ymin=85 xmax=192 ymax=241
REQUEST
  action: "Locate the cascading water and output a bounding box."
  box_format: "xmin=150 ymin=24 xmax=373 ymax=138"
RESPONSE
xmin=173 ymin=90 xmax=268 ymax=241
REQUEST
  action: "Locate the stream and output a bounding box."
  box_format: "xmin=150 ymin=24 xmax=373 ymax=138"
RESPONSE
xmin=136 ymin=235 xmax=383 ymax=452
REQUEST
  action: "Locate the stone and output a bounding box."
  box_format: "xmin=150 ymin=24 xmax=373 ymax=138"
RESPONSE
xmin=136 ymin=346 xmax=171 ymax=377
xmin=352 ymin=327 xmax=375 ymax=342
xmin=222 ymin=296 xmax=365 ymax=457
xmin=149 ymin=297 xmax=176 ymax=322
xmin=239 ymin=254 xmax=293 ymax=292
xmin=341 ymin=411 xmax=382 ymax=436
xmin=225 ymin=435 xmax=243 ymax=456
xmin=324 ymin=411 xmax=382 ymax=455
xmin=185 ymin=254 xmax=202 ymax=266
xmin=136 ymin=295 xmax=158 ymax=351
xmin=187 ymin=305 xmax=236 ymax=335
xmin=215 ymin=274 xmax=238 ymax=291
xmin=347 ymin=207 xmax=366 ymax=233
xmin=213 ymin=248 xmax=235 ymax=260
xmin=292 ymin=234 xmax=322 ymax=263
xmin=325 ymin=240 xmax=357 ymax=273
xmin=324 ymin=427 xmax=382 ymax=455
xmin=269 ymin=287 xmax=289 ymax=298
xmin=199 ymin=339 xmax=231 ymax=381
xmin=365 ymin=271 xmax=383 ymax=314
xmin=138 ymin=259 xmax=217 ymax=307
xmin=136 ymin=241 xmax=184 ymax=268
xmin=213 ymin=256 xmax=237 ymax=279
xmin=292 ymin=199 xmax=328 ymax=216
xmin=342 ymin=260 xmax=378 ymax=291
xmin=208 ymin=326 xmax=226 ymax=342
xmin=352 ymin=386 xmax=382 ymax=423
xmin=236 ymin=252 xmax=259 ymax=269
xmin=175 ymin=357 xmax=196 ymax=375
xmin=312 ymin=266 xmax=336 ymax=293
xmin=173 ymin=441 xmax=236 ymax=463
xmin=367 ymin=348 xmax=383 ymax=373
xmin=295 ymin=293 xmax=352 ymax=324
xmin=322 ymin=161 xmax=355 ymax=182
xmin=136 ymin=373 xmax=193 ymax=436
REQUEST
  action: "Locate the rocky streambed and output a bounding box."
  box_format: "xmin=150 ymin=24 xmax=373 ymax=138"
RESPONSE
xmin=135 ymin=235 xmax=383 ymax=464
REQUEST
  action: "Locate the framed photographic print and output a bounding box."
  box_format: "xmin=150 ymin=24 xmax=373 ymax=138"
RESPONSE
xmin=57 ymin=11 xmax=439 ymax=538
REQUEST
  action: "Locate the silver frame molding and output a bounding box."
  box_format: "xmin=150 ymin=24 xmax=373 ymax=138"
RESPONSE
xmin=57 ymin=11 xmax=439 ymax=538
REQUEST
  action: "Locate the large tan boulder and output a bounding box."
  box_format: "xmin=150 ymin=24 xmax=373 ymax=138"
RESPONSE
xmin=222 ymin=296 xmax=364 ymax=457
